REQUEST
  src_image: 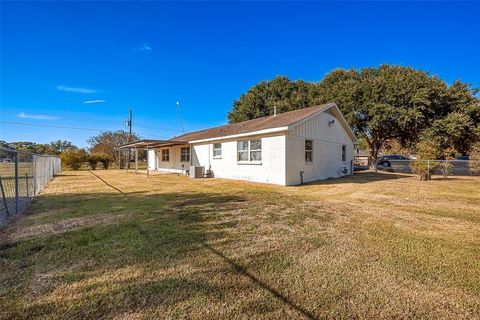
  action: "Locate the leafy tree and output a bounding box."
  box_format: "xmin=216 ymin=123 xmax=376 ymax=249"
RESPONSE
xmin=227 ymin=65 xmax=479 ymax=162
xmin=87 ymin=130 xmax=140 ymax=168
xmin=61 ymin=149 xmax=87 ymax=170
xmin=49 ymin=140 xmax=77 ymax=154
xmin=228 ymin=76 xmax=319 ymax=123
xmin=421 ymin=111 xmax=477 ymax=157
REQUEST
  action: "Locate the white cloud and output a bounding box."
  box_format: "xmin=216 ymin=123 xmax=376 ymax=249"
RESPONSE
xmin=57 ymin=86 xmax=96 ymax=94
xmin=17 ymin=112 xmax=59 ymax=120
xmin=83 ymin=99 xmax=106 ymax=104
xmin=136 ymin=43 xmax=152 ymax=51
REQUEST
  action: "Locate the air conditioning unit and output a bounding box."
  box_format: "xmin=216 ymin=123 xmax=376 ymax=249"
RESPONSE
xmin=190 ymin=166 xmax=205 ymax=179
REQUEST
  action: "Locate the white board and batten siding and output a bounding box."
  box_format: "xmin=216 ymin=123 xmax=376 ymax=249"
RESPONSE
xmin=286 ymin=109 xmax=355 ymax=185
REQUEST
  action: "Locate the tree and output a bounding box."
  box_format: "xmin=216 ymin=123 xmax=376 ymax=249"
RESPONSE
xmin=49 ymin=140 xmax=77 ymax=154
xmin=228 ymin=76 xmax=319 ymax=123
xmin=61 ymin=149 xmax=87 ymax=170
xmin=421 ymin=111 xmax=477 ymax=158
xmin=87 ymin=130 xmax=140 ymax=168
xmin=227 ymin=65 xmax=479 ymax=162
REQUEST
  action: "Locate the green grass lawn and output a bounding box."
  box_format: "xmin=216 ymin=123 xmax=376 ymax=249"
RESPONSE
xmin=0 ymin=170 xmax=479 ymax=319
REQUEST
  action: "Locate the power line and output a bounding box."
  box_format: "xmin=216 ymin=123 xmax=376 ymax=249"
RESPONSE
xmin=0 ymin=110 xmax=183 ymax=133
xmin=0 ymin=121 xmax=171 ymax=139
xmin=0 ymin=121 xmax=102 ymax=131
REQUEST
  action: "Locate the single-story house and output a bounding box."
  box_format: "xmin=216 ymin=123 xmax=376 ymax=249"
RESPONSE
xmin=121 ymin=102 xmax=356 ymax=186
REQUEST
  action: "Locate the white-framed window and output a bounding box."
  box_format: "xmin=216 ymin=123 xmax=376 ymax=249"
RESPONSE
xmin=161 ymin=149 xmax=169 ymax=162
xmin=213 ymin=143 xmax=222 ymax=158
xmin=181 ymin=147 xmax=190 ymax=162
xmin=342 ymin=145 xmax=346 ymax=162
xmin=237 ymin=139 xmax=262 ymax=163
xmin=305 ymin=140 xmax=313 ymax=162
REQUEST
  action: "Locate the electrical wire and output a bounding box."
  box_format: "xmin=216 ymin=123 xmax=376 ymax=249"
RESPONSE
xmin=0 ymin=121 xmax=171 ymax=139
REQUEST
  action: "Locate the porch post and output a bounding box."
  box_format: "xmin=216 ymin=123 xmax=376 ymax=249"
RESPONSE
xmin=134 ymin=147 xmax=138 ymax=175
xmin=125 ymin=148 xmax=128 ymax=173
xmin=146 ymin=144 xmax=150 ymax=177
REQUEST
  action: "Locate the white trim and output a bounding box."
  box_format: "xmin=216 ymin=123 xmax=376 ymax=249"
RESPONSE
xmin=189 ymin=127 xmax=288 ymax=144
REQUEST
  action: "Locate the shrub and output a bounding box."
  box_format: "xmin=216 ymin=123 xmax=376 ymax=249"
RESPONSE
xmin=61 ymin=149 xmax=87 ymax=170
xmin=469 ymin=142 xmax=480 ymax=175
xmin=87 ymin=154 xmax=101 ymax=170
xmin=96 ymin=153 xmax=112 ymax=169
xmin=412 ymin=139 xmax=440 ymax=180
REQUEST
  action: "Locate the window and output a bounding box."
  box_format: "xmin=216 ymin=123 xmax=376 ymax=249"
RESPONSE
xmin=181 ymin=147 xmax=190 ymax=162
xmin=161 ymin=149 xmax=169 ymax=162
xmin=342 ymin=145 xmax=346 ymax=162
xmin=305 ymin=140 xmax=313 ymax=162
xmin=213 ymin=143 xmax=222 ymax=158
xmin=237 ymin=139 xmax=262 ymax=162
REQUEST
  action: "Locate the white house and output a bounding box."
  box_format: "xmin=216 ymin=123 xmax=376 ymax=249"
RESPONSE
xmin=122 ymin=102 xmax=356 ymax=186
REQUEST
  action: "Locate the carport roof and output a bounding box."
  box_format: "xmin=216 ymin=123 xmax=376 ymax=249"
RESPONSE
xmin=118 ymin=139 xmax=188 ymax=149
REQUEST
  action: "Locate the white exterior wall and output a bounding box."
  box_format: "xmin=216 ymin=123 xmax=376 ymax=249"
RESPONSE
xmin=286 ymin=110 xmax=355 ymax=185
xmin=147 ymin=108 xmax=355 ymax=186
xmin=191 ymin=133 xmax=287 ymax=185
xmin=148 ymin=145 xmax=191 ymax=173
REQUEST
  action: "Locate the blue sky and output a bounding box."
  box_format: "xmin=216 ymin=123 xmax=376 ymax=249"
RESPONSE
xmin=1 ymin=1 xmax=479 ymax=148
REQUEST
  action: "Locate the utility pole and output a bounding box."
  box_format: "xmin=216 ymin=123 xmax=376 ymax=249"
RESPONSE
xmin=127 ymin=109 xmax=133 ymax=139
xmin=125 ymin=109 xmax=133 ymax=170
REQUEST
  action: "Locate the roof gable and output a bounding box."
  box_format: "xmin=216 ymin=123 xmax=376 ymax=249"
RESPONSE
xmin=174 ymin=102 xmax=337 ymax=142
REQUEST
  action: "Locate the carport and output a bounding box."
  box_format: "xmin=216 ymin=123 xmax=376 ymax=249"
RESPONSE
xmin=118 ymin=139 xmax=188 ymax=177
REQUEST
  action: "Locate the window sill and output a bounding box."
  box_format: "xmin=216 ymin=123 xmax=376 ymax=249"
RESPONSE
xmin=305 ymin=161 xmax=313 ymax=165
xmin=237 ymin=161 xmax=262 ymax=165
xmin=213 ymin=156 xmax=222 ymax=159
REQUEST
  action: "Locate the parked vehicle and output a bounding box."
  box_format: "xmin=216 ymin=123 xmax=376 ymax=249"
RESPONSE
xmin=1 ymin=157 xmax=13 ymax=163
xmin=376 ymin=155 xmax=408 ymax=167
xmin=456 ymin=155 xmax=469 ymax=161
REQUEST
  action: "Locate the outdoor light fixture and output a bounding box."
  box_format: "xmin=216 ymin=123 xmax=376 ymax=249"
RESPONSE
xmin=328 ymin=119 xmax=335 ymax=126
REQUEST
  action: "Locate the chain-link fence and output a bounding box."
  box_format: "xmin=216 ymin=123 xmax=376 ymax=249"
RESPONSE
xmin=375 ymin=159 xmax=480 ymax=177
xmin=0 ymin=147 xmax=61 ymax=225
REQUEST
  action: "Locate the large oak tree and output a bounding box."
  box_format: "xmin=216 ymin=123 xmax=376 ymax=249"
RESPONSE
xmin=228 ymin=65 xmax=479 ymax=159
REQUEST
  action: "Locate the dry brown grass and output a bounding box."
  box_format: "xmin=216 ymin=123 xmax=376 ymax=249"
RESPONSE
xmin=0 ymin=170 xmax=479 ymax=319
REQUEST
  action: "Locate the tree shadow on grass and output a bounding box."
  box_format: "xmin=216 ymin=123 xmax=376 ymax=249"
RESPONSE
xmin=1 ymin=189 xmax=319 ymax=319
xmin=298 ymin=171 xmax=411 ymax=187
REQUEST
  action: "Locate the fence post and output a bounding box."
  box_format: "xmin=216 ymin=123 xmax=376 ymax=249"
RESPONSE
xmin=25 ymin=173 xmax=29 ymax=197
xmin=14 ymin=152 xmax=19 ymax=214
xmin=0 ymin=176 xmax=9 ymax=216
xmin=427 ymin=160 xmax=430 ymax=180
xmin=33 ymin=155 xmax=36 ymax=196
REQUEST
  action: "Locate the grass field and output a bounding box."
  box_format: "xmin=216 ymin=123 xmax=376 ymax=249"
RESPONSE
xmin=0 ymin=170 xmax=479 ymax=319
